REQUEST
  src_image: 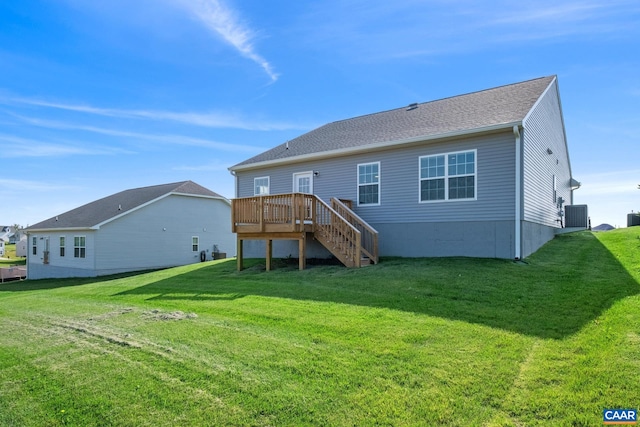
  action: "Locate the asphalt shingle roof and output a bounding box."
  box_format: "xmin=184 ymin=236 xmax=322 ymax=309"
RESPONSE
xmin=27 ymin=181 xmax=224 ymax=230
xmin=231 ymin=76 xmax=555 ymax=169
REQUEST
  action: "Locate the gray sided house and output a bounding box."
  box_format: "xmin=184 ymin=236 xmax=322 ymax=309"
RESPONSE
xmin=26 ymin=181 xmax=235 ymax=280
xmin=229 ymin=76 xmax=582 ymax=264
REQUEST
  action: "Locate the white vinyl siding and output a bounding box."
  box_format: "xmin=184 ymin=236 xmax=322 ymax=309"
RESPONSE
xmin=420 ymin=150 xmax=476 ymax=202
xmin=357 ymin=162 xmax=380 ymax=206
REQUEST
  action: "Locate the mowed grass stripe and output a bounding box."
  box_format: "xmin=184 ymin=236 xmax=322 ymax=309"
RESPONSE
xmin=0 ymin=229 xmax=638 ymax=426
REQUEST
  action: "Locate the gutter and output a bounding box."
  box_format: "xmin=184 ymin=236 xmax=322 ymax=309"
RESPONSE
xmin=26 ymin=227 xmax=94 ymax=233
xmin=229 ymin=121 xmax=522 ymax=172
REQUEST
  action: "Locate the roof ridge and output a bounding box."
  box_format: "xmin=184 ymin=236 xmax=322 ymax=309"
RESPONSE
xmin=230 ymin=75 xmax=558 ymax=170
xmin=26 ymin=180 xmax=223 ymax=230
xmin=122 ymin=181 xmax=190 ymax=193
xmin=324 ymin=75 xmax=555 ymax=126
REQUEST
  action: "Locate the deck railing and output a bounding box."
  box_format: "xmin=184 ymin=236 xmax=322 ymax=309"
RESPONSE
xmin=232 ymin=193 xmax=313 ymax=233
xmin=232 ymin=193 xmax=364 ymax=268
xmin=331 ymin=198 xmax=379 ymax=264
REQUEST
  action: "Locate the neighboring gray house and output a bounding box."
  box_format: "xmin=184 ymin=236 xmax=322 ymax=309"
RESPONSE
xmin=26 ymin=181 xmax=235 ymax=279
xmin=229 ymin=76 xmax=582 ymax=264
xmin=15 ymin=235 xmax=27 ymax=258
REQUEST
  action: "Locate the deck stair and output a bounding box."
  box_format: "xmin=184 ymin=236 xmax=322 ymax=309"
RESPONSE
xmin=232 ymin=193 xmax=378 ymax=270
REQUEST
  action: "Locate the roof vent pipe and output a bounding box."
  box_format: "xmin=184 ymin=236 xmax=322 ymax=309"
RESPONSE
xmin=285 ymin=141 xmax=289 ymax=150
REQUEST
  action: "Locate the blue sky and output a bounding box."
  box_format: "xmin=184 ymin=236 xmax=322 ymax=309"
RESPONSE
xmin=1 ymin=0 xmax=639 ymax=228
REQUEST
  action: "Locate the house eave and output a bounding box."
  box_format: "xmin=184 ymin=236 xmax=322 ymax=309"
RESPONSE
xmin=26 ymin=227 xmax=96 ymax=233
xmin=229 ymin=121 xmax=522 ymax=172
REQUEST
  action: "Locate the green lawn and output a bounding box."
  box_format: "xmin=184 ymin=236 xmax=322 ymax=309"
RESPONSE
xmin=0 ymin=230 xmax=638 ymax=426
xmin=0 ymin=243 xmax=26 ymax=267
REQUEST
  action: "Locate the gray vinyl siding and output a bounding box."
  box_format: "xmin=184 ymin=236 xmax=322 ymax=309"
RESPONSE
xmin=237 ymin=131 xmax=516 ymax=225
xmin=522 ymin=80 xmax=572 ymax=228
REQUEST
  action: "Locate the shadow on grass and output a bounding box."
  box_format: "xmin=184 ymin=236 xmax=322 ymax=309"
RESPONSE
xmin=0 ymin=270 xmax=157 ymax=292
xmin=47 ymin=232 xmax=640 ymax=339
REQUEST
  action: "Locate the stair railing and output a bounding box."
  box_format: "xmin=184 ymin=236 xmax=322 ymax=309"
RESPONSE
xmin=312 ymin=197 xmax=361 ymax=268
xmin=331 ymin=198 xmax=379 ymax=264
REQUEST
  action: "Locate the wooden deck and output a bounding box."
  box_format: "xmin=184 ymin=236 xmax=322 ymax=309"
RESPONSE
xmin=0 ymin=266 xmax=27 ymax=283
xmin=232 ymin=193 xmax=378 ymax=270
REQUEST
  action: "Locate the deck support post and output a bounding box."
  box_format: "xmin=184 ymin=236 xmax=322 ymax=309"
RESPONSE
xmin=298 ymin=236 xmax=306 ymax=270
xmin=266 ymin=239 xmax=273 ymax=271
xmin=237 ymin=237 xmax=244 ymax=271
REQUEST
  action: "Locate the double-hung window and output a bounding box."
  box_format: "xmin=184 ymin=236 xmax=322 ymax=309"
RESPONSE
xmin=74 ymin=236 xmax=86 ymax=258
xmin=358 ymin=162 xmax=380 ymax=206
xmin=420 ymin=150 xmax=476 ymax=202
xmin=192 ymin=236 xmax=199 ymax=252
xmin=59 ymin=236 xmax=65 ymax=257
xmin=254 ymin=177 xmax=270 ymax=195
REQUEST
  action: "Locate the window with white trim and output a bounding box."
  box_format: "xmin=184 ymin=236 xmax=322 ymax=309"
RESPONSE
xmin=552 ymin=175 xmax=557 ymax=203
xmin=254 ymin=177 xmax=270 ymax=195
xmin=358 ymin=162 xmax=380 ymax=206
xmin=74 ymin=236 xmax=86 ymax=258
xmin=192 ymin=236 xmax=199 ymax=252
xmin=32 ymin=236 xmax=37 ymax=255
xmin=420 ymin=150 xmax=476 ymax=202
xmin=60 ymin=236 xmax=65 ymax=257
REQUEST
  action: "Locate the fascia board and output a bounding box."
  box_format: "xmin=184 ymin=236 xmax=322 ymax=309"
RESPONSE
xmin=26 ymin=227 xmax=94 ymax=233
xmin=522 ymin=76 xmax=556 ymax=124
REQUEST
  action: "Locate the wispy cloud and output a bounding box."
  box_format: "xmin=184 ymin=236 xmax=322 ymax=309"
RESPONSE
xmin=0 ymin=178 xmax=79 ymax=192
xmin=7 ymin=114 xmax=263 ymax=153
xmin=489 ymin=2 xmax=609 ymax=26
xmin=1 ymin=96 xmax=301 ymax=130
xmin=173 ymin=0 xmax=278 ymax=82
xmin=173 ymin=161 xmax=229 ymax=172
xmin=298 ymin=0 xmax=640 ymax=61
xmin=575 ymin=169 xmax=640 ymax=196
xmin=0 ymin=134 xmax=128 ymax=158
xmin=480 ymin=1 xmax=640 ymax=43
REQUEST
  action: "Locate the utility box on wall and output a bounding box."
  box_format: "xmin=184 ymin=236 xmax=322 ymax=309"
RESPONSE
xmin=565 ymin=205 xmax=589 ymax=228
xmin=628 ymin=213 xmax=640 ymax=227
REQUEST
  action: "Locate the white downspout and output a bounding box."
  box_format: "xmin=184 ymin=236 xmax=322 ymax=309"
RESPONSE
xmin=513 ymin=125 xmax=522 ymax=260
xmin=230 ymin=170 xmax=238 ymax=197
